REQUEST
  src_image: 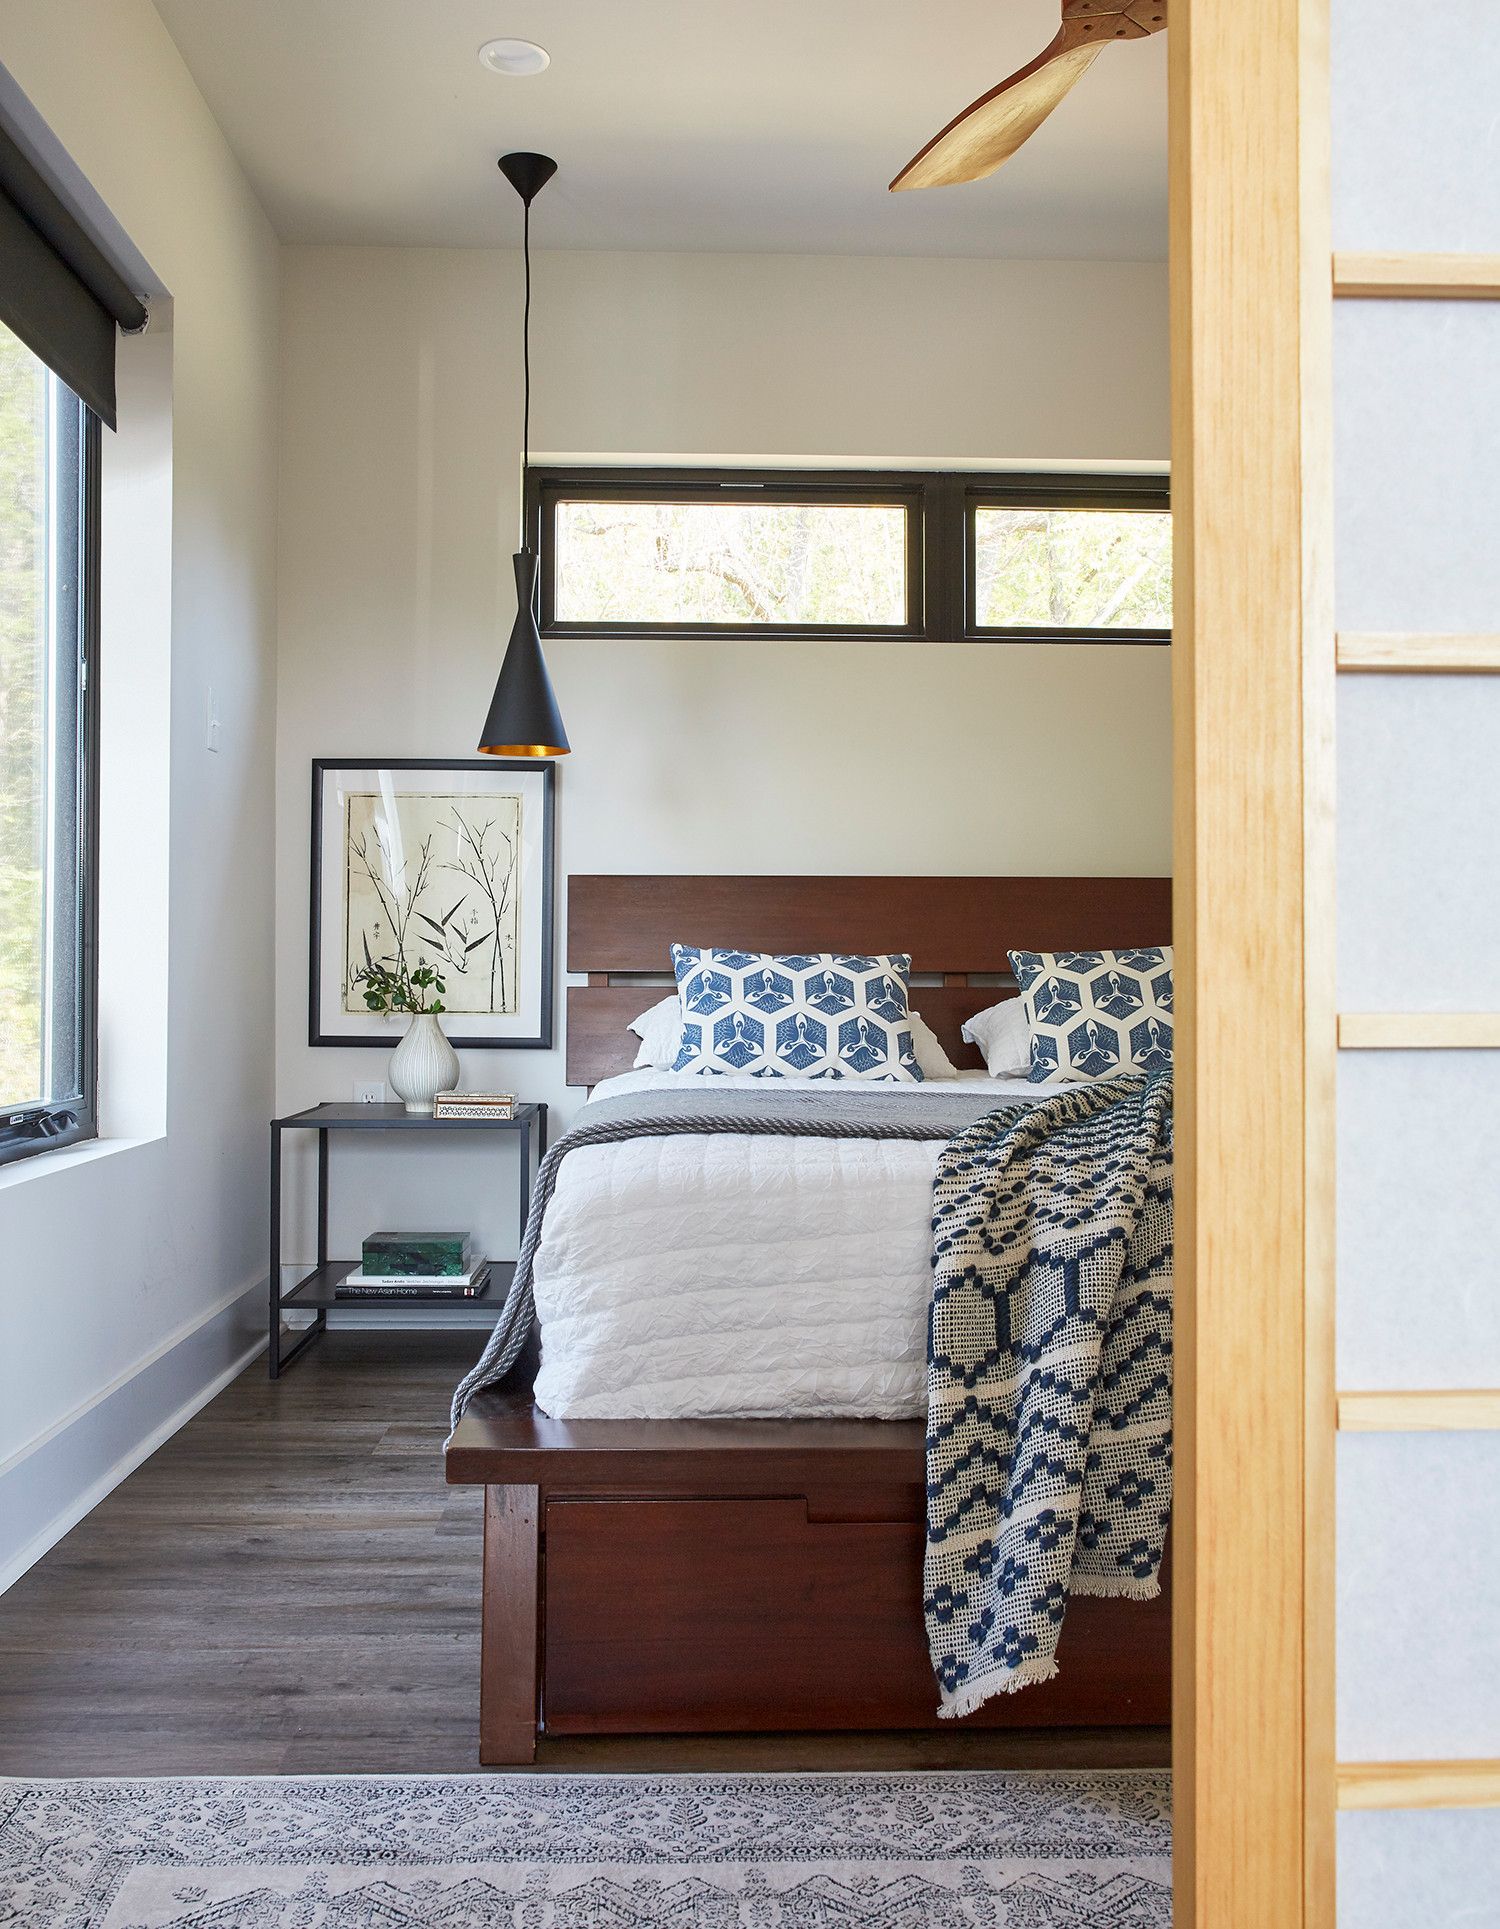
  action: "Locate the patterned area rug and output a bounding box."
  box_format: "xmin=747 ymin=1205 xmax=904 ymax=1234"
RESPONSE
xmin=0 ymin=1771 xmax=1170 ymax=1927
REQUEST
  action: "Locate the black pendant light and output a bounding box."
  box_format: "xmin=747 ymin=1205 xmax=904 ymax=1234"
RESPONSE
xmin=479 ymin=151 xmax=570 ymax=757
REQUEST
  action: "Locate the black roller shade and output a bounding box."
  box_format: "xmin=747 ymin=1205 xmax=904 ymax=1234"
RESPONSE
xmin=0 ymin=123 xmax=146 ymax=428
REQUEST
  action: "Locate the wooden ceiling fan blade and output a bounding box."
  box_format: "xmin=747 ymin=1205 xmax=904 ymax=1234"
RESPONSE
xmin=889 ymin=1 xmax=1167 ymax=193
xmin=889 ymin=37 xmax=1104 ymax=191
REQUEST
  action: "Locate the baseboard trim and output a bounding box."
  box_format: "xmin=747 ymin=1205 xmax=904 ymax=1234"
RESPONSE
xmin=0 ymin=1275 xmax=266 ymax=1480
xmin=0 ymin=1280 xmax=266 ymax=1594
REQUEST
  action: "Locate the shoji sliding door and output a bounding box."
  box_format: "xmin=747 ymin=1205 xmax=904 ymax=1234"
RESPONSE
xmin=1329 ymin=0 xmax=1500 ymax=1915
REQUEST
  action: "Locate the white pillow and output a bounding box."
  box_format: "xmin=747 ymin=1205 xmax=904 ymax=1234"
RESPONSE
xmin=960 ymin=997 xmax=1032 ymax=1078
xmin=629 ymin=994 xmax=682 ymax=1070
xmin=908 ymin=1010 xmax=960 ymax=1079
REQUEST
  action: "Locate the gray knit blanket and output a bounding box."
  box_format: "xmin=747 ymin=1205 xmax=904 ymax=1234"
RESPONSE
xmin=450 ymin=1083 xmax=1016 ymax=1429
xmin=924 ymin=1073 xmax=1174 ymax=1717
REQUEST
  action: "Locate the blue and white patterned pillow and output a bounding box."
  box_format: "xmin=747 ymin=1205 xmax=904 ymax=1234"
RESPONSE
xmin=669 ymin=947 xmax=923 ymax=1082
xmin=1008 ymin=946 xmax=1174 ymax=1084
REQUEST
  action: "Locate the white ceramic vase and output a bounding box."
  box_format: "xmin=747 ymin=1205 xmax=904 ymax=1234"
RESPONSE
xmin=388 ymin=1012 xmax=459 ymax=1116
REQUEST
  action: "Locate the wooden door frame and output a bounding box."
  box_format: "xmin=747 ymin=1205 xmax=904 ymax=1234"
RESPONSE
xmin=1170 ymin=2 xmax=1336 ymax=1924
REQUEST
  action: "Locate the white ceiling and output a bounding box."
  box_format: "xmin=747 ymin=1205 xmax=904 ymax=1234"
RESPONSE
xmin=150 ymin=0 xmax=1167 ymax=260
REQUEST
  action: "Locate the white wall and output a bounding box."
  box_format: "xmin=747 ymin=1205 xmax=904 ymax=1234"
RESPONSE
xmin=0 ymin=0 xmax=279 ymax=1584
xmin=274 ymin=246 xmax=1170 ymax=1263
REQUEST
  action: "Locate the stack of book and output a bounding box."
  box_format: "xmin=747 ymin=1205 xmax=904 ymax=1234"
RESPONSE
xmin=336 ymin=1229 xmax=491 ymax=1300
xmin=433 ymin=1090 xmax=515 ymax=1121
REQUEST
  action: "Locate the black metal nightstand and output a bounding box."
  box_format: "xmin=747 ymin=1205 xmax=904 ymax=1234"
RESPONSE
xmin=269 ymin=1101 xmax=547 ymax=1377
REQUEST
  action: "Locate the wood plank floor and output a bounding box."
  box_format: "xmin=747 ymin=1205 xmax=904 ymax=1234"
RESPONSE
xmin=0 ymin=1333 xmax=1170 ymax=1775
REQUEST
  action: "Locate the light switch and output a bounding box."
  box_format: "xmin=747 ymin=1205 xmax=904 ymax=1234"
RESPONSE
xmin=206 ymin=686 xmax=221 ymax=753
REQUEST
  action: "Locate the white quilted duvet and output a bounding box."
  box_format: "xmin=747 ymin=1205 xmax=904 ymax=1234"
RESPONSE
xmin=531 ymin=1067 xmax=1044 ymax=1420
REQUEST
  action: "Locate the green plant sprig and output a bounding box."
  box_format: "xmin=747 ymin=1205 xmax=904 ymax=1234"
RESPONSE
xmin=348 ymin=957 xmax=446 ymax=1015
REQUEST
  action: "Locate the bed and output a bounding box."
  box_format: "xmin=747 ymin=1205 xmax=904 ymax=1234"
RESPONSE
xmin=444 ymin=873 xmax=1173 ymax=1763
xmin=528 ymin=1066 xmax=1056 ymax=1421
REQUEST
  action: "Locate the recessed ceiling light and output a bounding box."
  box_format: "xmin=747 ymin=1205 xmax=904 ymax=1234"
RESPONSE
xmin=478 ymin=38 xmax=550 ymax=78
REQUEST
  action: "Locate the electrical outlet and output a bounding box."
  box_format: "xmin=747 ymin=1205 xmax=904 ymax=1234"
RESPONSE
xmin=354 ymin=1080 xmax=386 ymax=1104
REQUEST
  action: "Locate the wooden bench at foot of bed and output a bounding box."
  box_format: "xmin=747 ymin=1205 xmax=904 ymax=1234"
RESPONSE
xmin=445 ymin=1378 xmax=1172 ymax=1765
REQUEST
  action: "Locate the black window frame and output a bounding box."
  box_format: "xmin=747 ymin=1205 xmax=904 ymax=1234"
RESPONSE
xmin=0 ymin=372 xmax=101 ymax=1170
xmin=532 ymin=466 xmax=927 ymax=643
xmin=964 ymin=472 xmax=1172 ymax=645
xmin=527 ymin=465 xmax=1171 ymax=647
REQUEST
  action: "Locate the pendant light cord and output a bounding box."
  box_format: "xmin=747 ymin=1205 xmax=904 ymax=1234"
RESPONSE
xmin=521 ymin=195 xmax=531 ymax=549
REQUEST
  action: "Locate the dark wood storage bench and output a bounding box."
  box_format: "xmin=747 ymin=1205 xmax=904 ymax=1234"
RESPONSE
xmin=445 ymin=1375 xmax=1171 ymax=1764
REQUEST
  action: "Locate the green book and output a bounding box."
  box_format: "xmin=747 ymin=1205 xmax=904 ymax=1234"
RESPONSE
xmin=361 ymin=1230 xmax=475 ymax=1278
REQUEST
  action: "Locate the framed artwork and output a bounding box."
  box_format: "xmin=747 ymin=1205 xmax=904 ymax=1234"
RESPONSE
xmin=309 ymin=758 xmax=555 ymax=1049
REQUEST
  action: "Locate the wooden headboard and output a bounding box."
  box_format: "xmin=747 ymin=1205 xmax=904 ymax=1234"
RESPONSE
xmin=565 ymin=874 xmax=1172 ymax=1087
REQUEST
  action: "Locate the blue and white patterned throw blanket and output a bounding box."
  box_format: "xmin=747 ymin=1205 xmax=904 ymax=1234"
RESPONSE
xmin=925 ymin=1073 xmax=1173 ymax=1717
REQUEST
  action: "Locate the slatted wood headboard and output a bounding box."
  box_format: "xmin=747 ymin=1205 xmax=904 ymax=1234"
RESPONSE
xmin=564 ymin=875 xmax=1172 ymax=1087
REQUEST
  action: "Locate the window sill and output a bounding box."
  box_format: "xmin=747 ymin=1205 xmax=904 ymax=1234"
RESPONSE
xmin=0 ymin=1132 xmax=160 ymax=1192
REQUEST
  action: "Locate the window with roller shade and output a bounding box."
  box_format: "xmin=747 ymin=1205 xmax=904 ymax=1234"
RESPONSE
xmin=0 ymin=122 xmax=141 ymax=1164
xmin=0 ymin=321 xmax=97 ymax=1163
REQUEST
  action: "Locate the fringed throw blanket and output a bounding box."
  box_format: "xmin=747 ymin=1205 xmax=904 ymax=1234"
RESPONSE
xmin=925 ymin=1073 xmax=1173 ymax=1718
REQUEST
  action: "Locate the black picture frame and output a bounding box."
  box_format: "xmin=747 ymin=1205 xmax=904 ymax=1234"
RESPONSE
xmin=309 ymin=757 xmax=556 ymax=1050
